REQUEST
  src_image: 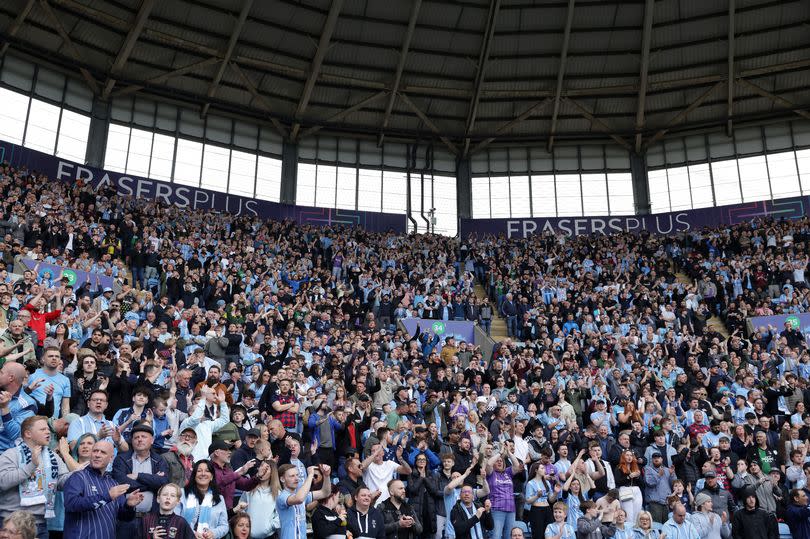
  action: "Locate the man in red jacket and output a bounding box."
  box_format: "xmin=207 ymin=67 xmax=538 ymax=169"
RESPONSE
xmin=22 ymin=288 xmax=63 ymax=346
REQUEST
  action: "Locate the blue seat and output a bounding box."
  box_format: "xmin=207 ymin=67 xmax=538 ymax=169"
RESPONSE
xmin=779 ymin=522 xmax=792 ymax=539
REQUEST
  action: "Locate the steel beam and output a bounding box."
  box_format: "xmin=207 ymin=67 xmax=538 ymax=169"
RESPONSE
xmin=737 ymin=78 xmax=810 ymax=122
xmin=37 ymin=0 xmax=99 ymax=94
xmin=726 ymin=0 xmax=736 ymax=136
xmin=101 ymin=0 xmax=155 ymax=99
xmin=291 ymin=0 xmax=344 ymax=140
xmin=38 ymin=0 xmax=810 ymax=102
xmin=0 ymin=0 xmax=36 ymax=57
xmin=399 ymin=93 xmax=458 ymax=155
xmin=378 ymin=0 xmax=422 ymax=147
xmin=300 ymin=90 xmax=388 ymax=139
xmin=565 ymin=98 xmax=633 ymax=152
xmin=644 ymin=81 xmax=725 ymax=147
xmin=470 ymin=98 xmax=552 ymax=155
xmin=112 ymin=57 xmax=220 ymax=98
xmin=229 ymin=62 xmax=288 ymax=139
xmin=201 ymin=0 xmax=254 ymax=118
xmin=634 ymin=0 xmax=655 ymax=152
xmin=464 ymin=0 xmax=501 ymax=135
xmin=547 ymin=0 xmax=576 ymax=152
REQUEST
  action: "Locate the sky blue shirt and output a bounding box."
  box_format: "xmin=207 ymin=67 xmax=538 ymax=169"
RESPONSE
xmin=277 ymin=489 xmax=312 ymax=539
xmin=28 ymin=369 xmax=71 ymax=418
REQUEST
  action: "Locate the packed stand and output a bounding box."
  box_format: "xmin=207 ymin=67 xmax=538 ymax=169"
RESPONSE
xmin=0 ymin=162 xmax=807 ymax=539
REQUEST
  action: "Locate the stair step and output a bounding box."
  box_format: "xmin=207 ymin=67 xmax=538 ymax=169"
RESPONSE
xmin=674 ymin=272 xmax=730 ymax=338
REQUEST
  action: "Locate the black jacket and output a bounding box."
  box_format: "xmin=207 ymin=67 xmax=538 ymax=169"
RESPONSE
xmin=346 ymin=506 xmax=386 ymax=539
xmin=731 ymin=506 xmax=778 ymax=539
xmin=406 ymin=471 xmax=441 ymax=535
xmin=449 ymin=501 xmax=494 ymax=539
xmin=381 ymin=498 xmax=423 ymax=539
xmin=312 ymin=505 xmax=347 ymax=538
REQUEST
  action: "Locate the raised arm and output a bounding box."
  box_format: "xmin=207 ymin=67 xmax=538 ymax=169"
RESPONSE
xmin=564 ymin=449 xmax=587 ymax=491
xmin=311 ymin=464 xmax=333 ymax=501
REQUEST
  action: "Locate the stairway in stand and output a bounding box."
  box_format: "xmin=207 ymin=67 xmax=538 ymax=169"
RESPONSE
xmin=674 ymin=271 xmax=730 ymax=338
xmin=473 ymin=283 xmax=509 ymax=342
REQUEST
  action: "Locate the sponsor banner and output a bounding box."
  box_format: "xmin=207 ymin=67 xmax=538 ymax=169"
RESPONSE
xmin=0 ymin=139 xmax=406 ymax=233
xmin=400 ymin=318 xmax=476 ymax=352
xmin=460 ymin=196 xmax=808 ymax=239
xmin=748 ymin=313 xmax=810 ymax=347
xmin=21 ymin=258 xmax=114 ymax=292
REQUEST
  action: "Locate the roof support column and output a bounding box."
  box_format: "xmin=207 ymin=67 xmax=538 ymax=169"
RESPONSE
xmin=456 ymin=156 xmax=472 ymax=220
xmin=84 ymin=96 xmax=110 ymax=168
xmin=634 ymin=0 xmax=655 ymax=152
xmin=547 ymin=0 xmax=576 ymax=152
xmin=279 ymin=141 xmax=299 ymax=205
xmin=630 ymin=152 xmax=650 ymax=215
xmin=726 ymin=0 xmax=736 ymax=136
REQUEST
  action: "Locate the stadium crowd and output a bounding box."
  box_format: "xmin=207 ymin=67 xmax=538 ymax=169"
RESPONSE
xmin=0 ymin=162 xmax=807 ymax=539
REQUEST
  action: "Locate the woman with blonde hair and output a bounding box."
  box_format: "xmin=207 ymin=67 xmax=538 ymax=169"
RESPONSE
xmin=1 ymin=511 xmax=37 ymax=539
xmin=632 ymin=511 xmax=662 ymax=538
xmin=237 ymin=460 xmax=281 ymax=539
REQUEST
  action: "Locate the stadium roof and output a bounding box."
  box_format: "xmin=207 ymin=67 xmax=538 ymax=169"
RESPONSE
xmin=1 ymin=0 xmax=809 ymax=155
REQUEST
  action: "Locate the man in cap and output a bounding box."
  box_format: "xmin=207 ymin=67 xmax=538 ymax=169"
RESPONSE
xmin=423 ymin=389 xmax=448 ymax=439
xmin=698 ymin=470 xmax=734 ymax=517
xmin=644 ymin=451 xmax=673 ymax=523
xmin=161 ymin=426 xmax=197 ymax=486
xmin=111 ymin=422 xmax=169 ymax=537
xmin=231 ymin=428 xmax=262 ymax=474
xmin=91 ymin=287 xmax=114 ymax=312
xmin=208 ymin=439 xmax=258 ymax=511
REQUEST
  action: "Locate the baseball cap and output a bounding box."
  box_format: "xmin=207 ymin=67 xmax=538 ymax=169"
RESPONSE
xmin=208 ymin=440 xmax=231 ymax=453
xmin=131 ymin=423 xmax=154 ymax=436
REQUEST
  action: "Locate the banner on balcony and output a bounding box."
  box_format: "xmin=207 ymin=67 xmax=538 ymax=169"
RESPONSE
xmin=400 ymin=318 xmax=477 ymax=352
xmin=0 ymin=139 xmax=406 ymax=233
xmin=460 ymin=196 xmax=808 ymax=239
xmin=21 ymin=258 xmax=114 ymax=292
xmin=748 ymin=313 xmax=810 ymax=348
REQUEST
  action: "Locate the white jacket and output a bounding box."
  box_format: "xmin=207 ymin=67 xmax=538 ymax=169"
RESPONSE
xmin=179 ymin=400 xmax=230 ymax=462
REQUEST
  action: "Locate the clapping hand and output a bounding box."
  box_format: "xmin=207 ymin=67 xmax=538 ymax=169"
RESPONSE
xmin=108 ymin=484 xmax=130 ymax=500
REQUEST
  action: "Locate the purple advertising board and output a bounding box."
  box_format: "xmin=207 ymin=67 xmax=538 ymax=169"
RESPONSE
xmin=400 ymin=318 xmax=476 ymax=352
xmin=0 ymin=139 xmax=406 ymax=233
xmin=460 ymin=196 xmax=809 ymax=239
xmin=748 ymin=313 xmax=810 ymax=347
xmin=21 ymin=258 xmax=113 ymax=292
